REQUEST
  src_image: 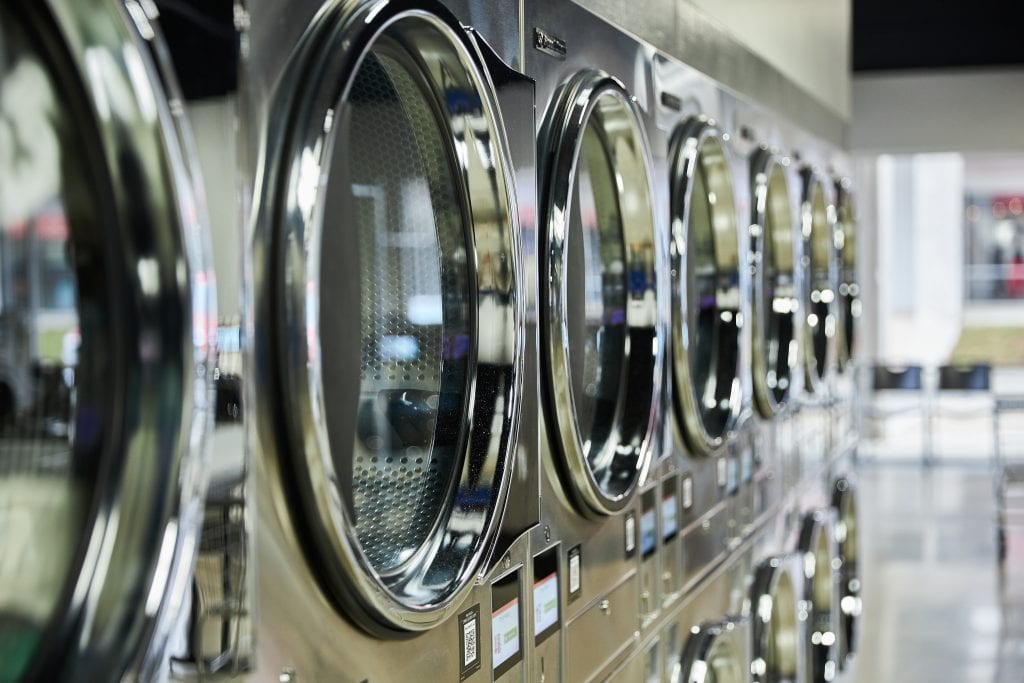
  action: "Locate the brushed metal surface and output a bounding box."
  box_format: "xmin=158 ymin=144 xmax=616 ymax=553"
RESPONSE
xmin=574 ymin=0 xmax=849 ymax=147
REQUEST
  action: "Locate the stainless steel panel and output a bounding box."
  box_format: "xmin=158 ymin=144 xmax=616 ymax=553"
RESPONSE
xmin=565 ymin=574 xmax=640 ymax=682
xmin=574 ymin=0 xmax=849 ymax=147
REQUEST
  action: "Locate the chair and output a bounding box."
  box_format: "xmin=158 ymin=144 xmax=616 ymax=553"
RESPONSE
xmin=863 ymin=364 xmax=926 ymax=461
xmin=926 ymin=363 xmax=993 ymax=464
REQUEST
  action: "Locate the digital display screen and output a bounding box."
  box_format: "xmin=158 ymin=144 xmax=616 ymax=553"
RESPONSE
xmin=492 ymin=571 xmax=522 ymax=676
xmin=662 ymin=494 xmax=678 ymax=541
xmin=662 ymin=478 xmax=678 ymax=541
xmin=533 ymin=548 xmax=560 ymax=643
xmin=567 ymin=545 xmax=582 ymax=601
xmin=641 ymin=491 xmax=657 ymax=558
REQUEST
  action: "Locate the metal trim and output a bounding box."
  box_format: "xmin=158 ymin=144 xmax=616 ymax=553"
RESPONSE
xmin=259 ymin=0 xmax=524 ymax=634
xmin=8 ymin=0 xmax=215 ymax=679
xmin=539 ymin=71 xmax=663 ymax=518
xmin=750 ymin=150 xmax=800 ymax=418
xmin=669 ymin=117 xmax=743 ymax=455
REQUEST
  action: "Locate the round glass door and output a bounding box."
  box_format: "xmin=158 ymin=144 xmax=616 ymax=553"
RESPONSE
xmin=541 ymin=73 xmax=661 ymax=517
xmin=0 ymin=2 xmax=212 ymax=679
xmin=268 ymin=6 xmax=521 ymax=633
xmin=836 ymin=181 xmax=859 ymax=371
xmin=670 ymin=119 xmax=742 ymax=455
xmin=678 ymin=620 xmax=749 ymax=683
xmin=751 ymin=556 xmax=803 ymax=683
xmin=751 ymin=153 xmax=798 ymax=417
xmin=833 ymin=478 xmax=861 ymax=667
xmin=800 ymin=512 xmax=840 ymax=683
xmin=801 ymin=172 xmax=838 ymax=393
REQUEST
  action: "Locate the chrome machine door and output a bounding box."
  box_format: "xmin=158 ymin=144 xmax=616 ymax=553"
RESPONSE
xmin=670 ymin=118 xmax=742 ymax=455
xmin=676 ymin=618 xmax=751 ymax=683
xmin=0 ymin=1 xmax=214 ymax=680
xmin=832 ymin=477 xmax=861 ymax=668
xmin=259 ymin=1 xmax=523 ymax=635
xmin=800 ymin=171 xmax=839 ymax=393
xmin=835 ymin=180 xmax=859 ymax=372
xmin=751 ymin=152 xmax=798 ymax=417
xmin=750 ymin=555 xmax=806 ymax=683
xmin=539 ymin=72 xmax=661 ymax=517
xmin=799 ymin=510 xmax=841 ymax=682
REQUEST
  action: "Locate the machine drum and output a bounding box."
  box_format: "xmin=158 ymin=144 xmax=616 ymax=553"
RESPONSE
xmin=0 ymin=1 xmax=214 ymax=678
xmin=268 ymin=5 xmax=522 ymax=633
xmin=540 ymin=72 xmax=661 ymax=517
xmin=750 ymin=152 xmax=798 ymax=416
xmin=677 ymin=619 xmax=750 ymax=683
xmin=669 ymin=119 xmax=743 ymax=454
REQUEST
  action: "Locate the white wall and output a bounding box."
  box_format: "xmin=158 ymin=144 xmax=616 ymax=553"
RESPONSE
xmin=874 ymin=154 xmax=965 ymax=363
xmin=852 ymin=68 xmax=1024 ymax=154
xmin=685 ymin=0 xmax=851 ymax=118
xmin=188 ymin=98 xmax=241 ymax=321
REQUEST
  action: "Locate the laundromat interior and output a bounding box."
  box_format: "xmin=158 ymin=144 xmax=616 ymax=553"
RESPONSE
xmin=2 ymin=0 xmax=1024 ymax=681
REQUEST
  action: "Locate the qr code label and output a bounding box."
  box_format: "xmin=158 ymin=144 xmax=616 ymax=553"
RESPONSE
xmin=463 ymin=619 xmax=477 ymax=666
xmin=458 ymin=605 xmax=481 ymax=680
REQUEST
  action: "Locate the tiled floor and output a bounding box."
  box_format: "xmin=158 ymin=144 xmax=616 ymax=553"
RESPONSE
xmin=853 ymin=463 xmax=1024 ymax=683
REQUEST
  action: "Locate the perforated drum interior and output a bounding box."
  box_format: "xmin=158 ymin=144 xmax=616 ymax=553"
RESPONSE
xmin=670 ymin=120 xmax=742 ymax=454
xmin=0 ymin=1 xmax=212 ymax=678
xmin=268 ymin=5 xmax=521 ymax=633
xmin=751 ymin=154 xmax=798 ymax=416
xmin=802 ymin=174 xmax=838 ymax=392
xmin=541 ymin=73 xmax=660 ymax=516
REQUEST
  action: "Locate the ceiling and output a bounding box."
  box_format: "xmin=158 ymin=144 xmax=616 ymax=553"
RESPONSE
xmin=854 ymin=0 xmax=1024 ymax=72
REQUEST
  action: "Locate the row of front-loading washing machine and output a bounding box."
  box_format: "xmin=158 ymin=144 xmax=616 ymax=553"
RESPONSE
xmin=0 ymin=0 xmax=862 ymax=681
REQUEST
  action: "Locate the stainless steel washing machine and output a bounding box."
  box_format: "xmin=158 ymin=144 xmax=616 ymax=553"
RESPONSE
xmin=0 ymin=1 xmax=215 ymax=680
xmin=651 ymin=50 xmax=753 ymax=603
xmin=524 ymin=1 xmax=666 ymax=678
xmin=798 ymin=508 xmax=841 ymax=683
xmin=750 ymin=554 xmax=807 ymax=683
xmin=238 ymin=0 xmax=539 ymax=679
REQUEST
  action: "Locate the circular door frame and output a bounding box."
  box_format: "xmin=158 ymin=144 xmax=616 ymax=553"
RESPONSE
xmin=798 ymin=509 xmax=842 ymax=682
xmin=750 ymin=149 xmax=800 ymax=418
xmin=261 ymin=0 xmax=524 ymax=634
xmin=832 ymin=477 xmax=861 ymax=668
xmin=834 ymin=177 xmax=859 ymax=374
xmin=799 ymin=168 xmax=839 ymax=397
xmin=751 ymin=554 xmax=807 ymax=683
xmin=678 ymin=618 xmax=751 ymax=683
xmin=669 ymin=117 xmax=744 ymax=456
xmin=539 ymin=70 xmax=662 ymax=517
xmin=6 ymin=1 xmax=214 ymax=679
